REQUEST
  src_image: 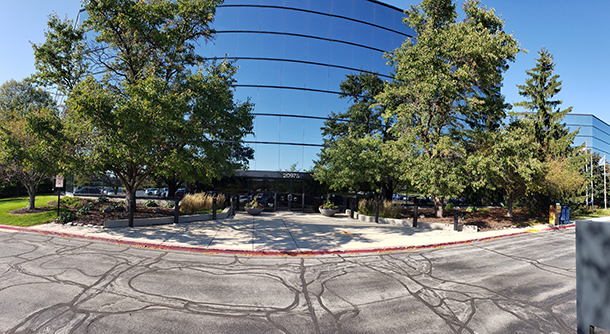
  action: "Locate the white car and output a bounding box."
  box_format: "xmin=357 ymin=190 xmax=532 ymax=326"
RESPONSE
xmin=145 ymin=188 xmax=158 ymax=196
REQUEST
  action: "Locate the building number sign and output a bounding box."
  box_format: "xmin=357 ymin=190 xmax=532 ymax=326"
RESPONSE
xmin=282 ymin=172 xmax=300 ymax=179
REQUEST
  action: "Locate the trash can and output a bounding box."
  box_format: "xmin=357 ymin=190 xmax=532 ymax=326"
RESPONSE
xmin=549 ymin=205 xmax=557 ymax=225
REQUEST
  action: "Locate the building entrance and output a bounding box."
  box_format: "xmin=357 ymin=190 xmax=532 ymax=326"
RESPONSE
xmin=275 ymin=179 xmax=305 ymax=211
xmin=233 ymin=171 xmax=323 ymax=213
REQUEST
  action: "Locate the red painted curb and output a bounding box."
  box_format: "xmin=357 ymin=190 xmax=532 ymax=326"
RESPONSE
xmin=0 ymin=223 xmax=575 ymax=256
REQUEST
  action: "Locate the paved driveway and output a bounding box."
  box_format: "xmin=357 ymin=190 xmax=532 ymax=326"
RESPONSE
xmin=0 ymin=227 xmax=576 ymax=333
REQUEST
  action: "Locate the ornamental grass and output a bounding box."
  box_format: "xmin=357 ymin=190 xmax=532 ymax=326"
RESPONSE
xmin=180 ymin=193 xmax=226 ymax=215
xmin=358 ymin=198 xmax=402 ymax=219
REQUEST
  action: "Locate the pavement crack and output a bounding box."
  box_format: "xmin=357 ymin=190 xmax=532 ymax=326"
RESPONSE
xmin=300 ymin=258 xmax=321 ymax=334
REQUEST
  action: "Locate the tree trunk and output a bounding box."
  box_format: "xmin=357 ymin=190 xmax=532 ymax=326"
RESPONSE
xmin=161 ymin=177 xmax=183 ymax=199
xmin=432 ymin=195 xmax=444 ymax=218
xmin=383 ymin=180 xmax=394 ymax=201
xmin=506 ymin=193 xmax=514 ymax=218
xmin=125 ymin=187 xmax=137 ymax=228
xmin=24 ymin=183 xmax=38 ymax=210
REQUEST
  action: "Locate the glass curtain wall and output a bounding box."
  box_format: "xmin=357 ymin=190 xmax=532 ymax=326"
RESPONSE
xmin=565 ymin=114 xmax=610 ymax=156
xmin=197 ymin=0 xmax=415 ymax=172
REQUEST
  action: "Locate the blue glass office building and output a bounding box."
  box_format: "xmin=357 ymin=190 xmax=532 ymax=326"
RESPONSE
xmin=196 ymin=0 xmax=415 ymax=172
xmin=565 ymin=114 xmax=610 ymax=156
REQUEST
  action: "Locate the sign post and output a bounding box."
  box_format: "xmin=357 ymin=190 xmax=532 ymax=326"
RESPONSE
xmin=55 ymin=175 xmax=64 ymax=217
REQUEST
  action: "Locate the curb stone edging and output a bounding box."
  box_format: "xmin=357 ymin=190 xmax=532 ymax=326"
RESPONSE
xmin=0 ymin=222 xmax=574 ymax=257
xmin=103 ymin=207 xmax=231 ymax=228
xmin=345 ymin=210 xmax=478 ymax=232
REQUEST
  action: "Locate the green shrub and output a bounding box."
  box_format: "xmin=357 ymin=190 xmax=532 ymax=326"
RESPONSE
xmin=60 ymin=196 xmax=83 ymax=208
xmin=96 ymin=196 xmax=109 ymax=203
xmin=478 ymin=208 xmax=490 ymax=214
xmin=164 ymin=202 xmax=174 ymax=209
xmin=320 ymin=202 xmax=338 ymax=210
xmin=144 ymin=200 xmax=158 ymax=207
xmin=100 ymin=203 xmax=123 ymax=212
xmin=465 ymin=206 xmax=478 ymax=213
xmin=76 ymin=202 xmax=94 ymax=215
xmin=57 ymin=211 xmax=74 ymax=223
xmin=445 ymin=203 xmax=455 ymax=210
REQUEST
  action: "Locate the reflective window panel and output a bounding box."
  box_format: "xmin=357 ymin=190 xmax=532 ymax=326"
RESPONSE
xmin=210 ymin=1 xmax=414 ymax=171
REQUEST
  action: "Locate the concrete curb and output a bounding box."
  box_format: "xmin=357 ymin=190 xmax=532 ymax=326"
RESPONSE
xmin=103 ymin=208 xmax=231 ymax=228
xmin=0 ymin=222 xmax=575 ymax=257
xmin=346 ymin=210 xmax=478 ymax=232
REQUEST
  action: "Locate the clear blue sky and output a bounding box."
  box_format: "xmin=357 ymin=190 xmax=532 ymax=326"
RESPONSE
xmin=1 ymin=0 xmax=609 ymax=122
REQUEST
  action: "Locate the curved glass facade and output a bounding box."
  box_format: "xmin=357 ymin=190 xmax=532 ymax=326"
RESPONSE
xmin=565 ymin=114 xmax=610 ymax=156
xmin=196 ymin=0 xmax=414 ymax=171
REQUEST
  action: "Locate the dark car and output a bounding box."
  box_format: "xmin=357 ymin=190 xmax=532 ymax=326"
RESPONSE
xmin=174 ymin=188 xmax=186 ymax=199
xmin=74 ymin=187 xmax=101 ymax=194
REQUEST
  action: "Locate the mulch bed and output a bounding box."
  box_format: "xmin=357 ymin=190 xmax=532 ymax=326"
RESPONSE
xmin=47 ymin=199 xmax=174 ymax=226
xmin=9 ymin=207 xmax=52 ymax=215
xmin=402 ymin=207 xmax=547 ymax=231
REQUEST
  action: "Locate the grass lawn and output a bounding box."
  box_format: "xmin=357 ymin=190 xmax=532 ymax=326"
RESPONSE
xmin=572 ymin=208 xmax=610 ymax=220
xmin=0 ymin=195 xmax=68 ymax=227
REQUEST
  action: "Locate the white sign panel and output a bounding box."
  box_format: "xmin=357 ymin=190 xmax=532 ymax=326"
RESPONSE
xmin=55 ymin=175 xmax=64 ymax=188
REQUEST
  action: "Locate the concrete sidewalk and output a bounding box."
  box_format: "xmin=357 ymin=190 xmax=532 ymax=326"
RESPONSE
xmin=2 ymin=211 xmax=576 ymax=255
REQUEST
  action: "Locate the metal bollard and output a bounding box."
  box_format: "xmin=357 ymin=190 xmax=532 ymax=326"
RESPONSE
xmin=212 ymin=198 xmax=217 ymax=220
xmin=454 ymin=208 xmax=459 ymax=231
xmin=229 ymin=196 xmax=234 ymax=216
xmin=413 ymin=197 xmax=418 ymax=228
xmin=174 ymin=197 xmax=180 ymax=224
xmin=375 ymin=200 xmax=379 ymax=223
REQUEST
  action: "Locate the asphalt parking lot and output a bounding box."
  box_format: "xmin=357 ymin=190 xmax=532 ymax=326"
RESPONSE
xmin=0 ymin=225 xmax=576 ymax=333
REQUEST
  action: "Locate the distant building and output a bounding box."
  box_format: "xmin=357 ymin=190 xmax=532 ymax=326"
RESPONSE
xmin=565 ymin=114 xmax=610 ymax=156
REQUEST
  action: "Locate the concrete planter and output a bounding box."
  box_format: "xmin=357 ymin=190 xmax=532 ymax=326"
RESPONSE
xmin=319 ymin=208 xmax=338 ymax=217
xmin=352 ymin=212 xmax=478 ymax=232
xmin=246 ymin=207 xmax=264 ymax=216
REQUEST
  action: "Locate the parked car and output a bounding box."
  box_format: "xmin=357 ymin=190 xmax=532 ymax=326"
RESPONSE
xmin=145 ymin=188 xmax=158 ymax=196
xmin=175 ymin=188 xmax=186 ymax=198
xmin=74 ymin=187 xmax=101 ymax=194
xmin=159 ymin=188 xmax=168 ymax=197
xmin=239 ymin=194 xmax=252 ymax=202
xmin=256 ymin=193 xmax=274 ymax=204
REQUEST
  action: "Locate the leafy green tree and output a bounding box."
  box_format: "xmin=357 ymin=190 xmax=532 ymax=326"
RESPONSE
xmin=30 ymin=13 xmax=88 ymax=96
xmin=33 ymin=0 xmax=254 ymax=226
xmin=0 ymin=80 xmax=63 ymax=209
xmin=323 ymin=72 xmax=388 ymax=142
xmin=314 ymin=72 xmax=400 ymax=199
xmin=377 ymin=0 xmax=521 ymax=217
xmin=515 ymin=48 xmax=577 ymax=160
xmin=476 ymin=121 xmax=545 ymax=217
xmin=315 ymin=135 xmax=400 ymax=198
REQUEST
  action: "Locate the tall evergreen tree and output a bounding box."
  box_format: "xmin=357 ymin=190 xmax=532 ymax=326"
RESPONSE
xmin=515 ymin=48 xmax=577 ymax=159
xmin=514 ymin=48 xmax=586 ymax=212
